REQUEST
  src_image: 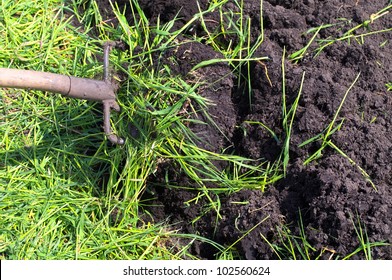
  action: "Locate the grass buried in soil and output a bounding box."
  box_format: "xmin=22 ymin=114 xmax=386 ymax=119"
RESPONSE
xmin=0 ymin=0 xmax=391 ymax=259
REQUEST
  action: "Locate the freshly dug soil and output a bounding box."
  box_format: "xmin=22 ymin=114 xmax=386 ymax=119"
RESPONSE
xmin=101 ymin=0 xmax=392 ymax=259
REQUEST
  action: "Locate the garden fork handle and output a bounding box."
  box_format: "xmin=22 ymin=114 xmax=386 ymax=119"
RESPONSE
xmin=0 ymin=43 xmax=124 ymax=145
xmin=0 ymin=68 xmax=116 ymax=101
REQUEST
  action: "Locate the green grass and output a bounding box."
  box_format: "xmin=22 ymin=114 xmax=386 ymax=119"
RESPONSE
xmin=343 ymin=213 xmax=390 ymax=260
xmin=298 ymin=73 xmax=376 ymax=190
xmin=0 ymin=0 xmax=227 ymax=259
xmin=0 ymin=0 xmax=389 ymax=260
xmin=280 ymin=48 xmax=305 ymax=176
xmin=386 ymin=82 xmax=392 ymax=91
xmin=261 ymin=210 xmax=389 ymax=260
xmin=0 ymin=0 xmax=280 ymax=259
xmin=289 ymin=4 xmax=392 ymax=62
xmin=194 ymin=0 xmax=269 ymax=102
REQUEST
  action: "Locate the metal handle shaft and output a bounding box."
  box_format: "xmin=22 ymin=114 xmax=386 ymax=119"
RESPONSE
xmin=0 ymin=67 xmax=124 ymax=145
xmin=0 ymin=68 xmax=116 ymax=102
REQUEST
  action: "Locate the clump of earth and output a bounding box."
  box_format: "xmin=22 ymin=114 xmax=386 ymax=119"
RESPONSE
xmin=97 ymin=0 xmax=392 ymax=259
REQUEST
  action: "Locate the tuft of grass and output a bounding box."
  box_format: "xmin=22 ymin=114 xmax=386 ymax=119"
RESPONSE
xmin=289 ymin=25 xmax=322 ymax=63
xmin=262 ymin=211 xmax=324 ymax=260
xmin=193 ymin=0 xmax=269 ymax=102
xmin=280 ymin=48 xmax=305 ymax=176
xmin=299 ymin=73 xmax=376 ymax=189
xmin=218 ymin=215 xmax=270 ymax=259
xmin=104 ymin=0 xmax=283 ymax=221
xmin=343 ymin=213 xmax=390 ymax=260
xmin=239 ymin=48 xmax=305 ymax=180
xmin=386 ymin=82 xmax=392 ymax=91
xmin=289 ymin=4 xmax=392 ymax=62
xmin=261 ymin=210 xmax=389 ymax=260
xmin=0 ymin=0 xmax=281 ymax=259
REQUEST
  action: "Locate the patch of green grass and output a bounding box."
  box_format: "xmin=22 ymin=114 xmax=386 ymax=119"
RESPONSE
xmin=290 ymin=4 xmax=392 ymax=62
xmin=269 ymin=212 xmax=321 ymax=260
xmin=0 ymin=0 xmax=229 ymax=259
xmin=1 ymin=0 xmax=388 ymax=260
xmin=218 ymin=214 xmax=270 ymax=259
xmin=343 ymin=213 xmax=390 ymax=260
xmin=386 ymin=82 xmax=392 ymax=91
xmin=194 ymin=0 xmax=269 ymax=101
xmin=261 ymin=210 xmax=389 ymax=260
xmin=109 ymin=0 xmax=284 ymax=231
xmin=280 ymin=48 xmax=305 ymax=176
xmin=298 ymin=73 xmax=376 ymax=189
xmin=0 ymin=0 xmax=281 ymax=259
xmin=289 ymin=25 xmax=323 ymax=63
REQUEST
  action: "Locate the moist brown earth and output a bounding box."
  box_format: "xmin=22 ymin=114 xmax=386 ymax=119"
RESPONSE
xmin=100 ymin=0 xmax=392 ymax=259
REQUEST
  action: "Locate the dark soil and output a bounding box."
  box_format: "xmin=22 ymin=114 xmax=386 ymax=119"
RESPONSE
xmin=101 ymin=0 xmax=392 ymax=259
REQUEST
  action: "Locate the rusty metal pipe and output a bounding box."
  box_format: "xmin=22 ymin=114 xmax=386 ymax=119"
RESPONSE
xmin=0 ymin=43 xmax=124 ymax=145
xmin=0 ymin=68 xmax=116 ymax=102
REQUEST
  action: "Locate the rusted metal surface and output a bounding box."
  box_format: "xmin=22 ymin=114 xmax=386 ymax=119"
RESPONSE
xmin=0 ymin=42 xmax=124 ymax=145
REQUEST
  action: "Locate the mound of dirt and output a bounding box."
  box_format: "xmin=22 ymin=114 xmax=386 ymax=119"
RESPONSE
xmin=105 ymin=0 xmax=392 ymax=259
